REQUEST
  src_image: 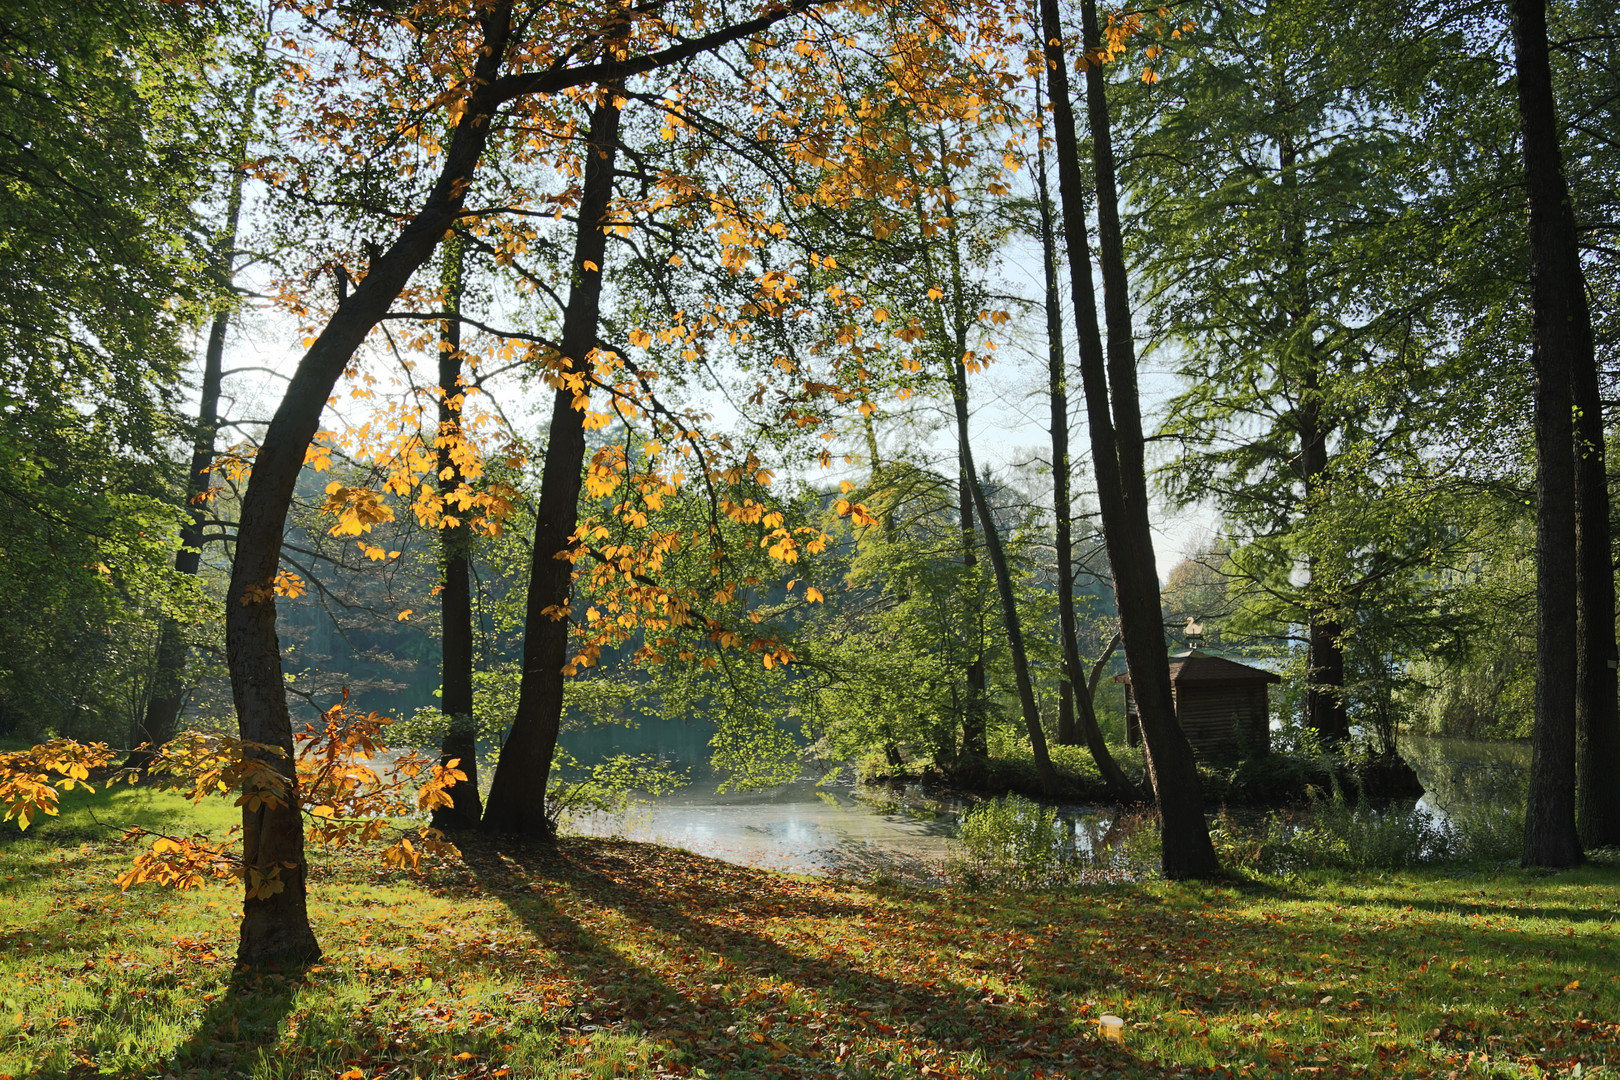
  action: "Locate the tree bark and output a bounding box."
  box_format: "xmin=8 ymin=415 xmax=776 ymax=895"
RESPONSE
xmin=432 ymin=235 xmax=483 ymax=831
xmin=1514 ymin=0 xmax=1582 ymax=868
xmin=132 ymin=80 xmax=257 ymax=767
xmin=1300 ymin=365 xmax=1348 ymax=744
xmin=953 ymin=378 xmax=990 ymax=762
xmin=1038 ymin=89 xmax=1081 ymax=753
xmin=1042 ymin=0 xmax=1218 ymax=876
xmin=1575 ymin=343 xmax=1620 ymax=848
xmin=481 ymin=92 xmax=623 ymax=838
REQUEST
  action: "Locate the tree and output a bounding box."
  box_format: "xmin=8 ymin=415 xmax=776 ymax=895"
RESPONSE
xmin=0 ymin=0 xmax=224 ymax=744
xmin=1123 ymin=0 xmax=1516 ymax=748
xmin=1548 ymin=0 xmax=1620 ymax=850
xmin=1029 ymin=32 xmax=1137 ymax=799
xmin=804 ymin=462 xmax=1000 ymax=771
xmin=430 ymin=234 xmax=484 ymax=831
xmin=1037 ymin=0 xmax=1218 ymax=876
xmin=135 ymin=60 xmax=266 ymax=766
xmin=1515 ymin=0 xmax=1586 ymax=869
xmin=481 ymin=90 xmax=625 ymax=837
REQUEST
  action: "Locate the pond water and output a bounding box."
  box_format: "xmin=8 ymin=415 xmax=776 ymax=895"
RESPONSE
xmin=556 ymin=720 xmax=1531 ymax=876
xmin=1402 ymin=735 xmax=1530 ymax=823
xmin=561 ymin=717 xmax=1127 ymax=876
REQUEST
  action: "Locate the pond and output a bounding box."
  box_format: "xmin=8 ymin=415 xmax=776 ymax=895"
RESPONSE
xmin=561 ymin=717 xmax=1132 ymax=876
xmin=556 ymin=720 xmax=1532 ymax=877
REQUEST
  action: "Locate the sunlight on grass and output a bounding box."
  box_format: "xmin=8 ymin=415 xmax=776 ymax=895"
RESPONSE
xmin=2 ymin=790 xmax=1616 ymax=1078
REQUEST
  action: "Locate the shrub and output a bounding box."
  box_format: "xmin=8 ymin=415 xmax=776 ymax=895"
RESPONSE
xmin=948 ymin=794 xmax=1061 ymax=889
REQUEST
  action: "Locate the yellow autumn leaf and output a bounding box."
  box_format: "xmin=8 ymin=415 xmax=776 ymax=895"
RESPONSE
xmin=397 ymin=609 xmax=413 ymax=621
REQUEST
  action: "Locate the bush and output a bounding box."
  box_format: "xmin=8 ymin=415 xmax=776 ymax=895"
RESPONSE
xmin=948 ymin=794 xmax=1062 ymax=888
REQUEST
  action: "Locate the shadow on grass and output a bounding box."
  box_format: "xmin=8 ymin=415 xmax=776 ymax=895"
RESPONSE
xmin=972 ymin=869 xmax=1620 ymax=1069
xmin=151 ymin=966 xmax=308 ymax=1080
xmin=458 ymin=836 xmax=1146 ymax=1078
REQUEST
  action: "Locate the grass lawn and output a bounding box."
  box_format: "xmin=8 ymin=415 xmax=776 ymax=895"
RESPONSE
xmin=1 ymin=786 xmax=1616 ymax=1078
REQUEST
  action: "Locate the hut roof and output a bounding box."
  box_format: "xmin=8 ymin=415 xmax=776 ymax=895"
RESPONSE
xmin=1113 ymin=649 xmax=1282 ymax=686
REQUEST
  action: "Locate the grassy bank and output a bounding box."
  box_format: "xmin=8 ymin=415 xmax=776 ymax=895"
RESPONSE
xmin=2 ymin=787 xmax=1617 ymax=1078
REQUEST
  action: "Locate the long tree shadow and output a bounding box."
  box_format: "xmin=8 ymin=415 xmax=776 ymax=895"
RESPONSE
xmin=161 ymin=965 xmax=309 ymax=1079
xmin=458 ymin=836 xmax=1154 ymax=1078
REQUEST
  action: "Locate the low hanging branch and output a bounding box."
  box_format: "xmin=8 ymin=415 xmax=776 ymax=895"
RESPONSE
xmin=0 ymin=696 xmax=467 ymax=897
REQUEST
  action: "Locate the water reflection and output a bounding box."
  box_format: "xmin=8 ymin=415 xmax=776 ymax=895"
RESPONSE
xmin=1402 ymin=735 xmax=1529 ymax=823
xmin=563 ymin=776 xmax=1151 ymax=882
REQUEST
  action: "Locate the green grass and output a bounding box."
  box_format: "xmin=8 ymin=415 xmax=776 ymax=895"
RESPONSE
xmin=2 ymin=786 xmax=1617 ymax=1078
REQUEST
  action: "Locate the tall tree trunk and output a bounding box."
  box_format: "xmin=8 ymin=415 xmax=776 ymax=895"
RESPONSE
xmin=1042 ymin=0 xmax=1218 ymax=877
xmin=1299 ymin=360 xmax=1347 ymax=743
xmin=132 ymin=80 xmax=258 ymax=767
xmin=1276 ymin=124 xmax=1351 ymax=745
xmin=1570 ymin=182 xmax=1620 ymax=847
xmin=227 ymin=8 xmax=513 ymax=968
xmin=954 ymin=378 xmax=990 ymax=762
xmin=1514 ymin=0 xmax=1583 ymax=869
xmin=432 ymin=235 xmax=483 ymax=831
xmin=1575 ymin=354 xmax=1620 ymax=848
xmin=1031 ymin=85 xmax=1136 ymax=798
xmin=1038 ymin=81 xmax=1080 ymax=754
xmin=924 ymin=132 xmax=988 ymax=764
xmin=951 ymin=372 xmax=1060 ymax=794
xmin=481 ymin=92 xmax=623 ymax=838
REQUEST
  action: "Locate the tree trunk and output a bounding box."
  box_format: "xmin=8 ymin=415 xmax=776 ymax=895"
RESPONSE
xmin=1570 ymin=177 xmax=1620 ymax=849
xmin=1056 ymin=684 xmax=1075 ymax=746
xmin=131 ymin=80 xmax=258 ymax=767
xmin=1032 ymin=69 xmax=1137 ymax=799
xmin=952 ymin=379 xmax=1060 ymax=795
xmin=1304 ymin=611 xmax=1349 ymax=741
xmin=226 ymin=9 xmax=514 ymax=968
xmin=1038 ymin=92 xmax=1081 ymax=753
xmin=954 ymin=383 xmax=990 ymax=762
xmin=1575 ymin=351 xmax=1620 ymax=848
xmin=929 ymin=148 xmax=988 ymax=765
xmin=432 ymin=235 xmax=483 ymax=831
xmin=1514 ymin=0 xmax=1582 ymax=869
xmin=1044 ymin=0 xmax=1218 ymax=876
xmin=1275 ymin=122 xmax=1351 ymax=746
xmin=481 ymin=92 xmax=623 ymax=839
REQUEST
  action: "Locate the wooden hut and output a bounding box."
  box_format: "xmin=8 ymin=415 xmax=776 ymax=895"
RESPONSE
xmin=1115 ymin=650 xmax=1280 ymax=760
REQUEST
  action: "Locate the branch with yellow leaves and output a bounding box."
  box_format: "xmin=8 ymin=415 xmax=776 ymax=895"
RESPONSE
xmin=2 ymin=700 xmax=466 ymax=897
